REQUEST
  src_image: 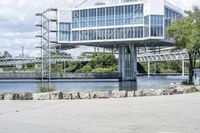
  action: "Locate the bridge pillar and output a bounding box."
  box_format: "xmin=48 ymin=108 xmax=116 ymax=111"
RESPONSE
xmin=148 ymin=61 xmax=150 ymax=77
xmin=118 ymin=45 xmax=137 ymax=81
xmin=182 ymin=59 xmax=185 ymax=77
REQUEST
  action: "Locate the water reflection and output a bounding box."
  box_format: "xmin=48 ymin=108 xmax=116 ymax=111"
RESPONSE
xmin=119 ymin=81 xmax=137 ymax=91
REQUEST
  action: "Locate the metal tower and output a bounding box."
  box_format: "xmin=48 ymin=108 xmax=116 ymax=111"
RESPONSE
xmin=35 ymin=8 xmax=58 ymax=82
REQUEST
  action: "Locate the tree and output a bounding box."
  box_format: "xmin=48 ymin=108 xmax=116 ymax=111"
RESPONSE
xmin=166 ymin=6 xmax=200 ymax=84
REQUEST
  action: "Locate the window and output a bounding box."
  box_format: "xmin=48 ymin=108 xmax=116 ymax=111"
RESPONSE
xmin=134 ymin=4 xmax=143 ymax=24
xmin=88 ymin=9 xmax=96 ymax=27
xmin=115 ymin=28 xmax=124 ymax=39
xmin=125 ymin=27 xmax=134 ymax=38
xmin=144 ymin=16 xmax=149 ymax=37
xmin=124 ymin=5 xmax=134 ymax=25
xmin=72 ymin=31 xmax=79 ymax=41
xmin=97 ymin=8 xmax=106 ymax=26
xmin=151 ymin=15 xmax=163 ymax=37
xmin=72 ymin=11 xmax=79 ymax=28
xmin=134 ymin=27 xmax=143 ymax=38
xmin=88 ymin=30 xmax=96 ymax=40
xmin=106 ymin=28 xmax=114 ymax=39
xmin=80 ymin=10 xmax=87 ymax=28
xmin=115 ymin=6 xmax=124 ymax=25
xmin=97 ymin=29 xmax=105 ymax=40
xmin=59 ymin=23 xmax=71 ymax=41
xmin=106 ymin=7 xmax=115 ymax=26
xmin=80 ymin=30 xmax=88 ymax=41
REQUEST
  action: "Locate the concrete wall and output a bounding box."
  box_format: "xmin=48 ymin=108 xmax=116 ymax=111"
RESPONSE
xmin=0 ymin=72 xmax=120 ymax=79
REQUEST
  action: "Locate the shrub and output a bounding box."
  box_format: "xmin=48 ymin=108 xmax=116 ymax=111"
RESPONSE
xmin=37 ymin=85 xmax=56 ymax=93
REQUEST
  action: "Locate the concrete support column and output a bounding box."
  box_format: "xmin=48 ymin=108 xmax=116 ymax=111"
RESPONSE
xmin=130 ymin=45 xmax=137 ymax=80
xmin=121 ymin=46 xmax=125 ymax=80
xmin=148 ymin=61 xmax=150 ymax=77
xmin=154 ymin=62 xmax=156 ymax=76
xmin=182 ymin=59 xmax=185 ymax=77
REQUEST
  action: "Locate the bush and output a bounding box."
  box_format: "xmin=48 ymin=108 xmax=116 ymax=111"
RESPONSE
xmin=37 ymin=85 xmax=56 ymax=93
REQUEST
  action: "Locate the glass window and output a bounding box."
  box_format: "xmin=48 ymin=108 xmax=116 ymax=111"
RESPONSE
xmin=115 ymin=28 xmax=124 ymax=39
xmin=115 ymin=6 xmax=124 ymax=25
xmin=125 ymin=27 xmax=133 ymax=38
xmin=97 ymin=8 xmax=106 ymax=26
xmin=124 ymin=5 xmax=134 ymax=25
xmin=72 ymin=31 xmax=79 ymax=41
xmin=97 ymin=29 xmax=105 ymax=40
xmin=150 ymin=15 xmax=163 ymax=37
xmin=106 ymin=7 xmax=115 ymax=26
xmin=106 ymin=28 xmax=114 ymax=39
xmin=72 ymin=11 xmax=79 ymax=28
xmin=80 ymin=10 xmax=87 ymax=28
xmin=80 ymin=30 xmax=88 ymax=41
xmin=59 ymin=22 xmax=71 ymax=41
xmin=144 ymin=16 xmax=149 ymax=37
xmin=88 ymin=30 xmax=96 ymax=40
xmin=88 ymin=9 xmax=96 ymax=27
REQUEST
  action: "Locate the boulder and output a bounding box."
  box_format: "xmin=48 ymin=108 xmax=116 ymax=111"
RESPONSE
xmin=112 ymin=90 xmax=127 ymax=98
xmin=63 ymin=92 xmax=72 ymax=100
xmin=50 ymin=91 xmax=63 ymax=100
xmin=4 ymin=93 xmax=19 ymax=100
xmin=134 ymin=89 xmax=143 ymax=97
xmin=162 ymin=86 xmax=177 ymax=95
xmin=19 ymin=92 xmax=33 ymax=100
xmin=196 ymin=86 xmax=200 ymax=92
xmin=93 ymin=91 xmax=109 ymax=99
xmin=33 ymin=93 xmax=50 ymax=100
xmin=154 ymin=89 xmax=163 ymax=96
xmin=78 ymin=92 xmax=90 ymax=99
xmin=70 ymin=92 xmax=79 ymax=99
xmin=142 ymin=89 xmax=156 ymax=96
xmin=0 ymin=93 xmax=4 ymax=100
xmin=182 ymin=86 xmax=197 ymax=93
xmin=127 ymin=91 xmax=134 ymax=97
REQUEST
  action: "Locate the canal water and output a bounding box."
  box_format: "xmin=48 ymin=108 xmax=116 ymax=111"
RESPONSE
xmin=0 ymin=76 xmax=187 ymax=93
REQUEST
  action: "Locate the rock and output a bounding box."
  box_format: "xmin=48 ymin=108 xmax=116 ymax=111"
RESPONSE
xmin=196 ymin=86 xmax=200 ymax=91
xmin=183 ymin=86 xmax=197 ymax=93
xmin=93 ymin=91 xmax=109 ymax=99
xmin=134 ymin=89 xmax=143 ymax=97
xmin=63 ymin=92 xmax=72 ymax=99
xmin=33 ymin=93 xmax=50 ymax=100
xmin=142 ymin=89 xmax=156 ymax=96
xmin=78 ymin=92 xmax=90 ymax=99
xmin=154 ymin=89 xmax=163 ymax=96
xmin=70 ymin=92 xmax=79 ymax=99
xmin=127 ymin=91 xmax=134 ymax=97
xmin=112 ymin=90 xmax=126 ymax=98
xmin=163 ymin=86 xmax=177 ymax=95
xmin=50 ymin=91 xmax=63 ymax=100
xmin=0 ymin=93 xmax=4 ymax=100
xmin=4 ymin=93 xmax=19 ymax=100
xmin=19 ymin=92 xmax=33 ymax=100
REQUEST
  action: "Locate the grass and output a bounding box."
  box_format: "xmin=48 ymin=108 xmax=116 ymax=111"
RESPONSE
xmin=181 ymin=80 xmax=194 ymax=86
xmin=37 ymin=85 xmax=56 ymax=93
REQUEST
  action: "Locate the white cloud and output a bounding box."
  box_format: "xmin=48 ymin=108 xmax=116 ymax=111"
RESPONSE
xmin=0 ymin=0 xmax=199 ymax=57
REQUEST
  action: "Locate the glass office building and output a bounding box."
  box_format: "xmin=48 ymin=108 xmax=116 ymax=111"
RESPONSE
xmin=58 ymin=0 xmax=182 ymax=43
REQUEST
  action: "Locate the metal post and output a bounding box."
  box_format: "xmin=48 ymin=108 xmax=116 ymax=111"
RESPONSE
xmin=148 ymin=61 xmax=150 ymax=77
xmin=182 ymin=59 xmax=185 ymax=77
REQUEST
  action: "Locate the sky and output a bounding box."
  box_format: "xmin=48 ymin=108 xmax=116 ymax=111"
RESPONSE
xmin=0 ymin=0 xmax=199 ymax=57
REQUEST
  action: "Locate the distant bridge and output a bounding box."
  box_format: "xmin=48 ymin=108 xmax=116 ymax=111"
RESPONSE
xmin=0 ymin=57 xmax=90 ymax=66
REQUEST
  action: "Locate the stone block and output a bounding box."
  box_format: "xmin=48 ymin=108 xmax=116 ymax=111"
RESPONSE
xmin=19 ymin=92 xmax=33 ymax=100
xmin=93 ymin=91 xmax=109 ymax=99
xmin=78 ymin=92 xmax=90 ymax=99
xmin=33 ymin=93 xmax=50 ymax=100
xmin=63 ymin=92 xmax=72 ymax=99
xmin=0 ymin=93 xmax=4 ymax=100
xmin=134 ymin=89 xmax=143 ymax=97
xmin=70 ymin=92 xmax=79 ymax=99
xmin=4 ymin=93 xmax=19 ymax=100
xmin=127 ymin=91 xmax=134 ymax=97
xmin=112 ymin=90 xmax=126 ymax=98
xmin=142 ymin=89 xmax=156 ymax=96
xmin=50 ymin=91 xmax=63 ymax=100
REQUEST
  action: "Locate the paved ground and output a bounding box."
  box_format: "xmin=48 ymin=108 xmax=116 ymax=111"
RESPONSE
xmin=0 ymin=93 xmax=200 ymax=133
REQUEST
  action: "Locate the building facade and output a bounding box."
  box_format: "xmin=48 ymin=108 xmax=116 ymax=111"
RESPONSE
xmin=58 ymin=0 xmax=182 ymax=45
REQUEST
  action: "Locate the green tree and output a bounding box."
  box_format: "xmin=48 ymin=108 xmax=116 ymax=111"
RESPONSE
xmin=166 ymin=6 xmax=200 ymax=83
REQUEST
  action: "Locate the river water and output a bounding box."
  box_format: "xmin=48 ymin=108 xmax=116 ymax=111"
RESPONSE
xmin=0 ymin=76 xmax=187 ymax=93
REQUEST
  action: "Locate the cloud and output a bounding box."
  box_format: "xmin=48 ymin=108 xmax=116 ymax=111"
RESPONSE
xmin=0 ymin=0 xmax=199 ymax=57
